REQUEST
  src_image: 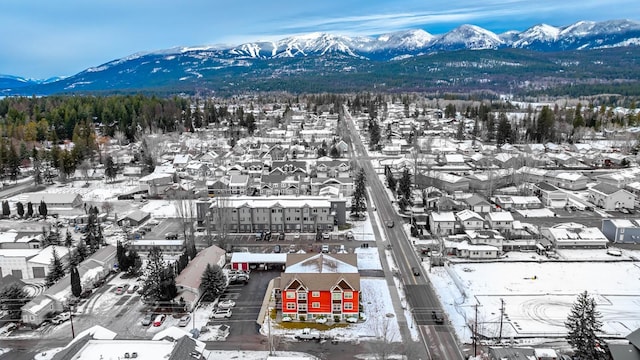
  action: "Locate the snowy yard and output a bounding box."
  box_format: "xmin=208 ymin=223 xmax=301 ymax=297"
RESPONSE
xmin=429 ymin=260 xmax=640 ymax=343
xmin=516 ymin=208 xmax=556 ymax=217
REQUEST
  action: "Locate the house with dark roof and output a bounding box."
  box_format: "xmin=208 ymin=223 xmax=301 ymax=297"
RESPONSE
xmin=534 ymin=182 xmax=568 ymax=208
xmin=609 ymin=327 xmax=640 ymax=360
xmin=175 ymin=245 xmax=225 ymax=307
xmin=24 ymin=193 xmax=83 ymax=209
xmin=278 ymin=253 xmax=359 ymax=322
xmin=117 ymin=210 xmax=150 ymax=227
xmin=589 ymin=182 xmax=636 ymax=210
xmin=463 ymin=194 xmax=492 ymax=213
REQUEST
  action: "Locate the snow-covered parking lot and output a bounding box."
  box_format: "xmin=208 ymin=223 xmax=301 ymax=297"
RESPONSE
xmin=429 ymin=260 xmax=640 ymax=342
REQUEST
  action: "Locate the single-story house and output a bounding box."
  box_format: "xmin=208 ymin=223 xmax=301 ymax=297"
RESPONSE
xmin=117 ymin=210 xmax=151 ymax=227
xmin=175 ymin=245 xmax=226 ymax=307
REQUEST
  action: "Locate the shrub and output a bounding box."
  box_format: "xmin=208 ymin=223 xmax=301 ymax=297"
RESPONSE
xmin=299 ymin=315 xmax=306 ymax=321
xmin=334 ymin=315 xmax=341 ymax=322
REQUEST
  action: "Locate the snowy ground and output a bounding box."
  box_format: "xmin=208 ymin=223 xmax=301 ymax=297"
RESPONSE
xmin=428 ymin=260 xmax=640 ymax=343
xmin=354 ymin=247 xmax=383 ymax=270
xmin=516 ymin=208 xmax=556 ymax=217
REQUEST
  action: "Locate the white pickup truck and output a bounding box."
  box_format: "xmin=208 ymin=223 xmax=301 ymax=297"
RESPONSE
xmin=295 ymin=328 xmax=322 ymax=341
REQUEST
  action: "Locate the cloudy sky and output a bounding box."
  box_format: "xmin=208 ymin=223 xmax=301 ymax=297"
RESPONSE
xmin=1 ymin=0 xmax=639 ymax=78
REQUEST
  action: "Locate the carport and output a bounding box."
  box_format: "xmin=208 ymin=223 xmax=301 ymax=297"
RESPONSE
xmin=230 ymin=253 xmax=288 ymax=271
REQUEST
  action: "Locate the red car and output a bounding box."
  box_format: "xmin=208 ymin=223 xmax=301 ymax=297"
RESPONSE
xmin=153 ymin=314 xmax=166 ymax=327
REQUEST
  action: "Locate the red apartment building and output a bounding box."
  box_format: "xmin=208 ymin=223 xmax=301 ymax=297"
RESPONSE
xmin=278 ymin=253 xmax=360 ymax=321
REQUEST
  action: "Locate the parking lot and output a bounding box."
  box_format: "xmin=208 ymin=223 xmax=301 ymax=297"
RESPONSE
xmin=205 ymin=269 xmax=281 ymax=338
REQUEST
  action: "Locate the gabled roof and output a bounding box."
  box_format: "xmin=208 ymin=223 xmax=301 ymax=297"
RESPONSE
xmin=431 ymin=211 xmax=456 ymax=222
xmin=590 ymin=182 xmax=628 ymax=196
xmin=486 ymin=211 xmax=514 ymax=222
xmin=535 ymin=182 xmax=561 ymax=192
xmin=175 ymin=245 xmax=225 ymax=290
xmin=285 ymin=253 xmax=358 ymax=274
xmin=464 ymin=194 xmax=490 ymax=206
xmin=123 ymin=210 xmax=150 ymax=223
xmin=456 ymin=209 xmax=483 ymax=221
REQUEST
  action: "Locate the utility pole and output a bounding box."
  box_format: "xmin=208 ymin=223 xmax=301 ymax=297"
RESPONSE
xmin=69 ymin=305 xmax=75 ymax=339
xmin=473 ymin=303 xmax=479 ymax=356
xmin=498 ymin=298 xmax=505 ymax=343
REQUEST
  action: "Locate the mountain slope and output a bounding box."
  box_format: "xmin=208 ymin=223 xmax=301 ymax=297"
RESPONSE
xmin=2 ymin=19 xmax=640 ymax=95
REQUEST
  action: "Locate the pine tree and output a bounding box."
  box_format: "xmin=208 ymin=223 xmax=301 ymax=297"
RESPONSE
xmin=496 ymin=112 xmax=512 ymax=146
xmin=386 ymin=171 xmax=397 ymax=192
xmin=70 ymin=266 xmax=82 ymax=298
xmin=398 ymin=169 xmax=413 ymax=202
xmin=200 ymin=264 xmax=227 ymax=301
xmin=116 ymin=240 xmax=130 ymax=272
xmin=38 ymin=200 xmax=48 ymax=217
xmin=351 ymin=169 xmax=367 ymax=216
xmin=566 ymin=291 xmax=608 ymax=360
xmin=26 ymin=202 xmax=33 ymax=218
xmin=74 ymin=239 xmax=89 ymax=264
xmin=1 ymin=201 xmax=10 ymax=217
xmin=142 ymin=247 xmax=176 ymax=302
xmin=16 ymin=202 xmax=24 ymax=218
xmin=0 ymin=284 xmax=30 ymax=322
xmin=105 ymin=155 xmax=117 ymax=183
xmin=127 ymin=250 xmax=142 ymax=276
xmin=45 ymin=248 xmax=66 ymax=287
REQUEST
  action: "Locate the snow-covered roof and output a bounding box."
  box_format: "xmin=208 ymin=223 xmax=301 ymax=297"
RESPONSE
xmin=431 ymin=212 xmax=456 ymax=222
xmin=211 ymin=196 xmax=337 ymax=210
xmin=230 ymin=252 xmax=288 ymax=264
xmin=455 ymin=209 xmax=483 ymax=221
xmin=28 ymin=245 xmax=70 ymax=265
xmin=486 ymin=212 xmax=514 ymax=222
xmin=285 ymin=253 xmax=358 ymax=274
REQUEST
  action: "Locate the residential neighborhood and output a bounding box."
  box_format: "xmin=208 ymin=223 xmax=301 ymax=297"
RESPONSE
xmin=0 ymin=95 xmax=640 ymax=360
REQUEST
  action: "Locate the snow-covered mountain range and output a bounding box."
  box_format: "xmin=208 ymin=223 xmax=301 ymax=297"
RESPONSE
xmin=193 ymin=19 xmax=640 ymax=60
xmin=2 ymin=19 xmax=640 ymax=95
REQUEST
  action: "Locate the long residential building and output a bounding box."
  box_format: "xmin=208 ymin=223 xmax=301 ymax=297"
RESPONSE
xmin=199 ymin=196 xmax=347 ymax=233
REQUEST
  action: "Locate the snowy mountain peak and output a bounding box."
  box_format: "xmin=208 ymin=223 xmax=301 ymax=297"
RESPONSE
xmin=433 ymin=24 xmax=503 ymax=49
xmin=377 ymin=29 xmax=434 ymax=49
xmin=512 ymin=23 xmax=560 ymax=48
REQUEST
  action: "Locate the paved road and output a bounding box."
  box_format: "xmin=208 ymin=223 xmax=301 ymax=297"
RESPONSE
xmin=344 ymin=107 xmax=465 ymax=360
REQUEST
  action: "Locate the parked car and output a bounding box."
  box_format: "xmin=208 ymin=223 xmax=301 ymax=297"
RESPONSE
xmin=620 ymin=208 xmax=631 ymax=214
xmin=315 ymin=317 xmax=328 ymax=324
xmin=178 ymin=315 xmax=191 ymax=327
xmin=127 ymin=285 xmax=139 ymax=294
xmin=281 ymin=315 xmax=292 ymax=322
xmin=293 ymin=233 xmax=301 ymax=239
xmin=217 ymin=300 xmax=236 ymax=309
xmin=346 ymin=316 xmax=358 ymax=323
xmin=141 ymin=312 xmax=154 ymax=326
xmin=115 ymin=285 xmax=128 ymax=295
xmin=165 ymin=232 xmax=178 ymax=240
xmin=321 ymin=244 xmax=330 ymax=253
xmin=51 ymin=312 xmax=70 ymax=325
xmin=346 ymin=231 xmax=354 ymax=240
xmin=153 ymin=314 xmax=166 ymax=327
xmin=210 ymin=308 xmax=232 ymax=319
xmin=322 ymin=232 xmax=330 ymax=240
xmin=274 ymin=245 xmax=281 ymax=253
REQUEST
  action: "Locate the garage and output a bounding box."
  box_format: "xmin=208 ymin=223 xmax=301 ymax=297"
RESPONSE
xmin=32 ymin=267 xmax=45 ymax=278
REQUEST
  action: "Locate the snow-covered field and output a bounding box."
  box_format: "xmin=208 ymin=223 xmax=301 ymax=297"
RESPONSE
xmin=429 ymin=260 xmax=640 ymax=342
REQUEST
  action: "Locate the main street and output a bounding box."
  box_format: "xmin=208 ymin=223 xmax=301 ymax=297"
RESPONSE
xmin=343 ymin=106 xmax=465 ymax=360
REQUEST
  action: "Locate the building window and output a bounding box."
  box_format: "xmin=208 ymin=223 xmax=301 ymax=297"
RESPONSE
xmin=333 ymin=304 xmax=341 ymax=312
xmin=312 ymin=291 xmax=320 ymax=297
xmin=298 ymin=292 xmax=307 ymax=300
xmin=286 ymin=303 xmax=296 ymax=310
xmin=345 ymin=303 xmax=353 ymax=310
xmin=312 ymin=302 xmax=320 ymax=308
xmin=344 ymin=292 xmax=353 ymax=299
xmin=332 ymin=292 xmax=341 ymax=300
xmin=286 ymin=292 xmax=295 ymax=299
xmin=299 ymin=304 xmax=307 ymax=312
